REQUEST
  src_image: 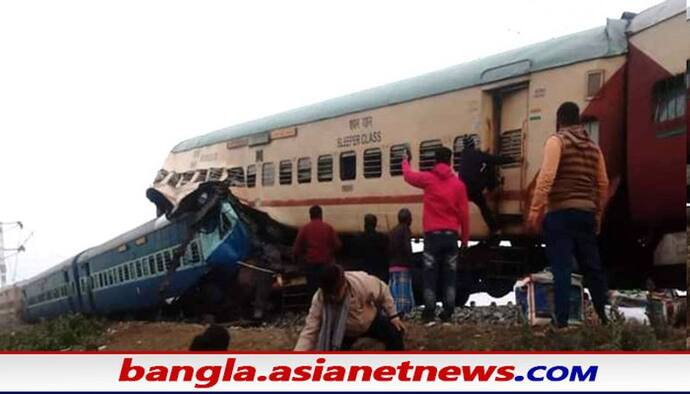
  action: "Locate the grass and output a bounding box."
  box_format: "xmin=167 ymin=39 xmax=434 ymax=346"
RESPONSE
xmin=0 ymin=314 xmax=107 ymax=351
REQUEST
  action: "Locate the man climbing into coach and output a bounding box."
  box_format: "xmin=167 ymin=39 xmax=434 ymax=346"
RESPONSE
xmin=402 ymin=147 xmax=470 ymax=323
xmin=458 ymin=135 xmax=514 ymax=239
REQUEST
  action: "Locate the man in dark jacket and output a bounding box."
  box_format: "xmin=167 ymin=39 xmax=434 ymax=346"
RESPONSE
xmin=458 ymin=136 xmax=514 ymax=236
xmin=355 ymin=214 xmax=390 ymax=282
xmin=388 ymin=208 xmax=415 ymax=316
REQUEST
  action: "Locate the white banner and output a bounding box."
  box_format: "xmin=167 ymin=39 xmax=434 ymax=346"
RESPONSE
xmin=0 ymin=352 xmax=689 ymax=391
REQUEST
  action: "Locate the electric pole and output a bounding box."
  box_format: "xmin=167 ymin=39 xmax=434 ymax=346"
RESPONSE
xmin=0 ymin=221 xmax=25 ymax=287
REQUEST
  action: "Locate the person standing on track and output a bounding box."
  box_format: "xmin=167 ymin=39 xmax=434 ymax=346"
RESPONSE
xmin=354 ymin=214 xmax=390 ymax=282
xmin=293 ymin=205 xmax=342 ymax=296
xmin=402 ymin=147 xmax=470 ymax=322
xmin=527 ymin=101 xmax=610 ymax=328
xmin=388 ymin=208 xmax=415 ymax=316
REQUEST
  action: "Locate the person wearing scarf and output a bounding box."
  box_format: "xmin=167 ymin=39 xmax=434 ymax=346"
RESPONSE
xmin=294 ymin=264 xmax=406 ymax=351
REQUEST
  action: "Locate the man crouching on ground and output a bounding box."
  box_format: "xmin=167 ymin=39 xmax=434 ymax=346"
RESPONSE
xmin=294 ymin=264 xmax=406 ymax=351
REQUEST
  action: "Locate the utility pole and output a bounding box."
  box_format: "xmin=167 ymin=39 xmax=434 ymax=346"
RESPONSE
xmin=0 ymin=221 xmax=24 ymax=288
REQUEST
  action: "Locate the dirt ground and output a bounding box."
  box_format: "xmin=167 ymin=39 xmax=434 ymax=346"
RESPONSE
xmin=101 ymin=320 xmax=686 ymax=351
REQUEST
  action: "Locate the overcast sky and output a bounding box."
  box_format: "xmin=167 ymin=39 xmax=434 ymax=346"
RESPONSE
xmin=0 ymin=0 xmax=663 ymax=282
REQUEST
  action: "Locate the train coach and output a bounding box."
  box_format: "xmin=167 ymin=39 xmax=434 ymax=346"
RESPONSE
xmin=18 ymin=190 xmax=252 ymax=323
xmin=150 ymin=0 xmax=689 ymax=295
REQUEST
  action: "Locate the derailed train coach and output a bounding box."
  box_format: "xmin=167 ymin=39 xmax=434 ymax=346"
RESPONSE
xmin=20 ymin=186 xmax=252 ymax=322
xmin=150 ymin=0 xmax=689 ymax=298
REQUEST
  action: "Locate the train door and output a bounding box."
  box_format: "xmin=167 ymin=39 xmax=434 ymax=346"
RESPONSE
xmin=493 ymin=84 xmax=528 ymax=222
xmin=81 ymin=262 xmax=96 ymax=314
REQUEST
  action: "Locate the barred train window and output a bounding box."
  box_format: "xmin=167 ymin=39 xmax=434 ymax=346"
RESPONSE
xmin=179 ymin=171 xmax=194 ymax=187
xmin=163 ymin=251 xmax=172 ymax=270
xmin=389 ymin=144 xmax=409 ymax=176
xmin=340 ymin=151 xmax=356 ymax=181
xmin=318 ymin=155 xmax=333 ymax=182
xmin=499 ymin=130 xmax=522 ymax=166
xmin=227 ymin=167 xmax=244 ymax=187
xmin=167 ymin=172 xmax=180 ymax=187
xmin=194 ymin=169 xmax=208 ymax=183
xmin=419 ymin=140 xmax=443 ymax=171
xmin=297 ymin=157 xmax=311 ymax=184
xmin=246 ymin=165 xmax=256 ymax=188
xmin=262 ymin=162 xmax=275 ymax=186
xmin=453 ymin=134 xmax=480 ymax=172
xmin=148 ymin=256 xmax=156 ymax=275
xmin=279 ymin=160 xmax=293 ymax=185
xmin=142 ymin=258 xmax=150 ymax=276
xmin=208 ymin=167 xmax=224 ymax=181
xmin=654 ymin=76 xmax=685 ymax=123
xmin=363 ymin=148 xmax=382 ymax=178
xmin=154 ymin=169 xmax=169 ymax=184
xmin=156 ymin=254 xmax=164 ymax=273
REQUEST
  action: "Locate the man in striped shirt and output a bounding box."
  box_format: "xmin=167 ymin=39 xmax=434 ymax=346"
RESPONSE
xmin=527 ymin=102 xmax=610 ymax=328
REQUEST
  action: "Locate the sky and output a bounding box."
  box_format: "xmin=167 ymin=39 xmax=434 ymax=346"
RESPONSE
xmin=0 ymin=0 xmax=664 ymax=283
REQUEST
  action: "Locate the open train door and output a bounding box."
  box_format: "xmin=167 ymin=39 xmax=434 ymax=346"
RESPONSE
xmin=492 ymin=84 xmax=528 ymax=229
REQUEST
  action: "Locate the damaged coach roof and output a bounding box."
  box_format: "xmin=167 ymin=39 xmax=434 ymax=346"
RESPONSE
xmin=172 ymin=19 xmax=628 ymax=153
xmin=626 ymin=0 xmax=686 ymax=34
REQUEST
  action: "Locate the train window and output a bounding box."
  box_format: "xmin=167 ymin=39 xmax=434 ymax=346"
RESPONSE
xmin=279 ymin=160 xmax=293 ymax=185
xmin=453 ymin=134 xmax=480 ymax=172
xmin=148 ymin=256 xmax=156 ymax=275
xmin=262 ymin=162 xmax=275 ymax=186
xmin=317 ymin=155 xmax=333 ymax=182
xmin=208 ymin=167 xmax=224 ymax=181
xmin=297 ymin=157 xmax=311 ymax=184
xmin=499 ymin=130 xmax=523 ymax=165
xmin=154 ymin=169 xmax=169 ymax=184
xmin=118 ymin=267 xmax=124 ymax=283
xmin=135 ymin=260 xmax=143 ymax=278
xmin=654 ymin=76 xmax=685 ymax=123
xmin=142 ymin=259 xmax=150 ymax=277
xmin=194 ymin=169 xmax=208 ymax=183
xmin=164 ymin=251 xmax=173 ymax=270
xmin=98 ymin=273 xmax=104 ymax=288
xmin=586 ymin=70 xmax=604 ymax=99
xmin=419 ymin=140 xmax=443 ymax=171
xmin=246 ymin=165 xmax=256 ymax=188
xmin=190 ymin=241 xmax=201 ymax=264
xmin=167 ymin=172 xmax=180 ymax=187
xmin=340 ymin=151 xmax=356 ymax=181
xmin=123 ymin=265 xmax=130 ymax=281
xmin=179 ymin=171 xmax=195 ymax=187
xmin=389 ymin=144 xmax=410 ymax=176
xmin=108 ymin=270 xmax=114 ymax=286
xmin=129 ymin=262 xmax=135 ymax=279
xmin=228 ymin=167 xmax=245 ymax=187
xmin=363 ymin=148 xmax=382 ymax=178
xmin=156 ymin=254 xmax=164 ymax=273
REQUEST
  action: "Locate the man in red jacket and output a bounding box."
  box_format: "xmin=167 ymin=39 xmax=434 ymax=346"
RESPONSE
xmin=403 ymin=147 xmax=470 ymax=322
xmin=293 ymin=205 xmax=342 ymax=296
